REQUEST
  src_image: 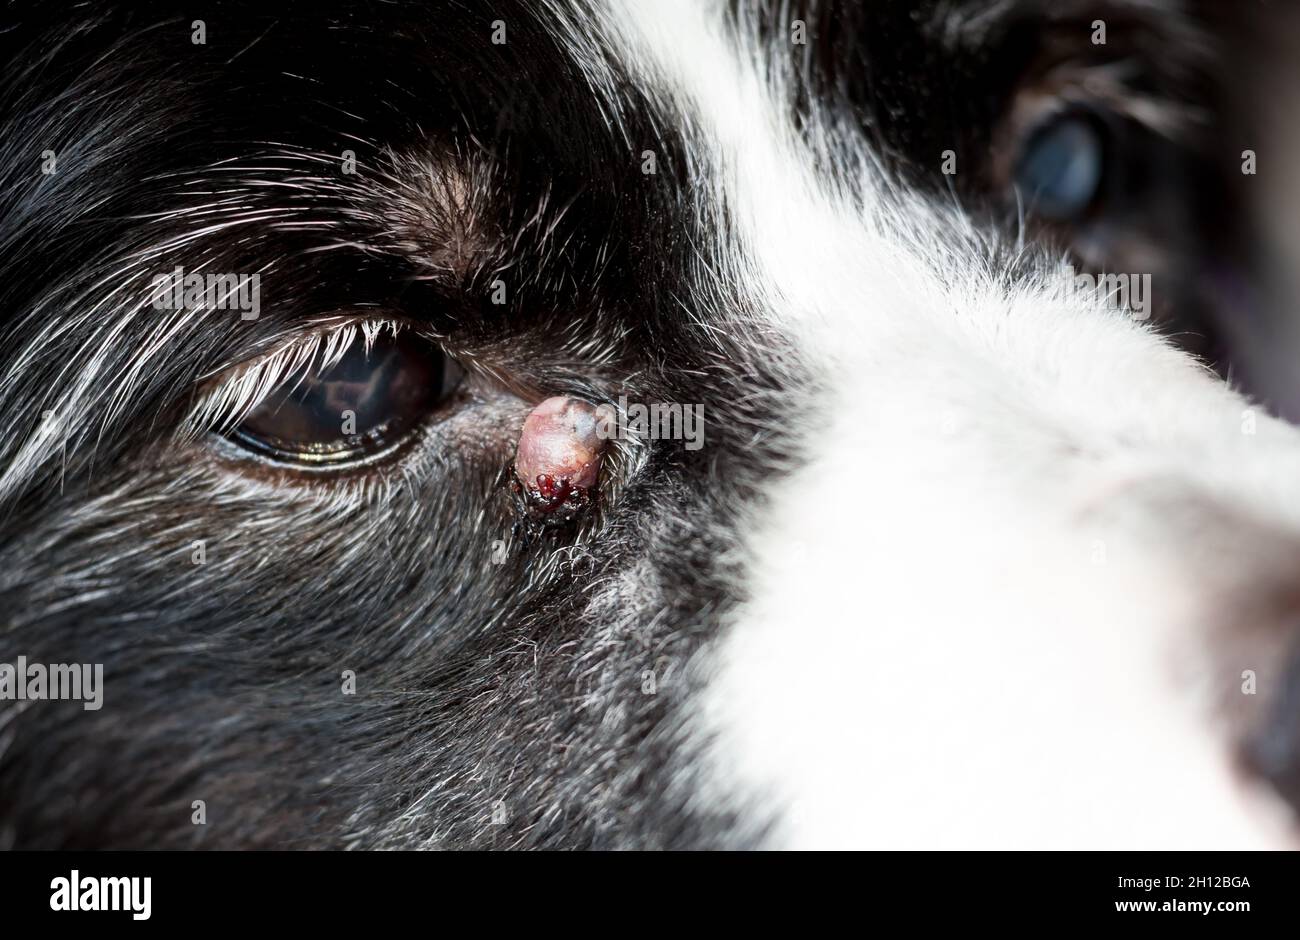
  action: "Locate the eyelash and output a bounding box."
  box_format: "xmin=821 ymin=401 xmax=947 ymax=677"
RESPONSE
xmin=180 ymin=317 xmax=414 ymax=441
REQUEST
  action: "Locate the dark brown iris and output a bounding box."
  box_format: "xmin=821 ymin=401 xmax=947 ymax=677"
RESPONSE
xmin=231 ymin=332 xmax=456 ymax=465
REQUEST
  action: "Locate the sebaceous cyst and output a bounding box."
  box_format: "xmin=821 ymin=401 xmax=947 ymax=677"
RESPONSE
xmin=512 ymin=396 xmax=609 ymax=522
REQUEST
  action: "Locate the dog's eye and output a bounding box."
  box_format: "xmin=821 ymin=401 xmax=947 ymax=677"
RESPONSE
xmin=1013 ymin=112 xmax=1106 ymax=222
xmin=228 ymin=330 xmax=462 ymax=467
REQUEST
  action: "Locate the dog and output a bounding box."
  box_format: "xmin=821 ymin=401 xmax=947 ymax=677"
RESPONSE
xmin=1 ymin=0 xmax=1299 ymax=849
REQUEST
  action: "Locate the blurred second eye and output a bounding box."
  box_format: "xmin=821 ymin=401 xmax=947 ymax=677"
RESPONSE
xmin=1014 ymin=112 xmax=1106 ymax=222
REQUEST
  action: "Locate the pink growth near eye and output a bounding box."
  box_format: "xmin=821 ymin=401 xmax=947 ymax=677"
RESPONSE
xmin=513 ymin=396 xmax=608 ymax=521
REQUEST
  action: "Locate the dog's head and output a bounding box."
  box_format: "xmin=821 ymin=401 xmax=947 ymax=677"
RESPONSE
xmin=2 ymin=0 xmax=1299 ymax=848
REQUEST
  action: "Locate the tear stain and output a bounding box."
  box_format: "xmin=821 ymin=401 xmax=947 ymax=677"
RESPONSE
xmin=511 ymin=396 xmax=609 ymax=524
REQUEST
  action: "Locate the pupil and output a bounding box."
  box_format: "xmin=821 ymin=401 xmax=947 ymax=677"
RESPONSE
xmin=1015 ymin=115 xmax=1104 ymax=221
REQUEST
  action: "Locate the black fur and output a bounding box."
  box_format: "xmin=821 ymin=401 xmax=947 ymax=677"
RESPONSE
xmin=0 ymin=0 xmax=796 ymax=848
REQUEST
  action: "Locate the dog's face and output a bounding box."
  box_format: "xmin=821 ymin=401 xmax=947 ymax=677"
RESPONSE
xmin=2 ymin=0 xmax=1299 ymax=849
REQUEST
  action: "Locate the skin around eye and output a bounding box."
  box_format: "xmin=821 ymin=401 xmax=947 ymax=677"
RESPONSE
xmin=230 ymin=331 xmax=459 ymax=466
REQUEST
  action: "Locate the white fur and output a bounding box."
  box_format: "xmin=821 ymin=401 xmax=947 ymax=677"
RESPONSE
xmin=611 ymin=0 xmax=1300 ymax=847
